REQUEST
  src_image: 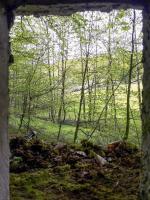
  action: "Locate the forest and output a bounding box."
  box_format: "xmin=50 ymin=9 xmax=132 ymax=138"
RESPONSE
xmin=10 ymin=9 xmax=142 ymax=199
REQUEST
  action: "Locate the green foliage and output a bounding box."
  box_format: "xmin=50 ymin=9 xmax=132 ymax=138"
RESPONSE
xmin=9 ymin=10 xmax=142 ymax=145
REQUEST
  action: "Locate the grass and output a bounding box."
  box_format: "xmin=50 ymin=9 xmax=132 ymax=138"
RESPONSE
xmin=9 ymin=113 xmax=141 ymax=146
xmin=9 ymin=81 xmax=142 ymax=146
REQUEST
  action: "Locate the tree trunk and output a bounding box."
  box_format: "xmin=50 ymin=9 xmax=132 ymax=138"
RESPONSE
xmin=0 ymin=6 xmax=10 ymax=200
xmin=124 ymin=10 xmax=136 ymax=141
xmin=141 ymin=6 xmax=150 ymax=200
xmin=74 ymin=52 xmax=89 ymax=143
xmin=18 ymin=95 xmax=27 ymax=130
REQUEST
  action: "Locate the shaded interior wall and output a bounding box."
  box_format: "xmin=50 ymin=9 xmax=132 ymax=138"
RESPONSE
xmin=0 ymin=5 xmax=10 ymax=200
xmin=141 ymin=6 xmax=150 ymax=200
xmin=2 ymin=0 xmax=145 ymax=15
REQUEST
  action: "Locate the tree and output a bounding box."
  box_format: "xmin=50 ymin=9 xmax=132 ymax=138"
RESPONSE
xmin=124 ymin=10 xmax=136 ymax=140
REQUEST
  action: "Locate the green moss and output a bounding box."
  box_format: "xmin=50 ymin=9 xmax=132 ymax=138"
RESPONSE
xmin=10 ymin=170 xmax=49 ymax=200
xmin=10 ymin=137 xmax=140 ymax=200
xmin=10 ymin=169 xmax=90 ymax=200
xmin=53 ymin=164 xmax=71 ymax=176
xmin=75 ymin=161 xmax=91 ymax=169
xmin=10 ymin=166 xmax=139 ymax=200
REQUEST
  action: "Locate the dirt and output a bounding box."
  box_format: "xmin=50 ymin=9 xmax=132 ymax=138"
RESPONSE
xmin=10 ymin=138 xmax=141 ymax=200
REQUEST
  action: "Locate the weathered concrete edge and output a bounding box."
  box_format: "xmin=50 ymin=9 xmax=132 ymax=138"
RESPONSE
xmin=16 ymin=2 xmax=142 ymax=16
